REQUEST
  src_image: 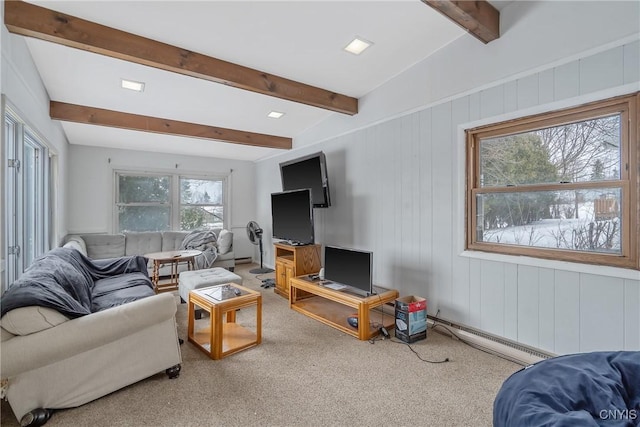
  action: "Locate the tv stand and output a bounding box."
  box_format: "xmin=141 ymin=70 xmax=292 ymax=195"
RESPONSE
xmin=289 ymin=275 xmax=398 ymax=340
xmin=274 ymin=243 xmax=321 ymax=299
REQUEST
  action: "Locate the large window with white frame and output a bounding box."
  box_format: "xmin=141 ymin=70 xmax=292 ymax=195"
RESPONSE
xmin=115 ymin=171 xmax=226 ymax=232
xmin=466 ymin=93 xmax=638 ymax=270
xmin=3 ymin=105 xmax=52 ymax=287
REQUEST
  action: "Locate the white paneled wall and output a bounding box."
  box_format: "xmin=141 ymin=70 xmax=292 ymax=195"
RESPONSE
xmin=256 ymin=40 xmax=640 ymax=355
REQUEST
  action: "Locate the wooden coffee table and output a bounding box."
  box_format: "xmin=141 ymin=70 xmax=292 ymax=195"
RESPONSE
xmin=145 ymin=249 xmax=201 ymax=293
xmin=188 ymin=283 xmax=262 ymax=360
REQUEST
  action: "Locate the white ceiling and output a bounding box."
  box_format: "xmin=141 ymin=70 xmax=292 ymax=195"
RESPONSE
xmin=20 ymin=1 xmax=508 ymax=161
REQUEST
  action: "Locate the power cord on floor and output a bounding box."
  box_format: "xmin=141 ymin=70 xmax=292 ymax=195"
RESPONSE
xmin=363 ymin=291 xmax=448 ymax=364
xmin=390 ymin=338 xmax=450 ymax=364
xmin=366 ymin=318 xmax=450 ymax=364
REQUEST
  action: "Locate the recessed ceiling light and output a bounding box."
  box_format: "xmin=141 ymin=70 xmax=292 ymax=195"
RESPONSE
xmin=121 ymin=79 xmax=145 ymax=92
xmin=344 ymin=37 xmax=372 ymax=55
xmin=267 ymin=111 xmax=285 ymax=119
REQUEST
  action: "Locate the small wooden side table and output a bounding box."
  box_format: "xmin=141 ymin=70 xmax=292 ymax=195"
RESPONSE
xmin=145 ymin=249 xmax=201 ymax=293
xmin=188 ymin=284 xmax=262 ymax=360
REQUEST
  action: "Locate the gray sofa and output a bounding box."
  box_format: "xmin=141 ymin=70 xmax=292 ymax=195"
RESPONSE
xmin=63 ymin=228 xmax=235 ymax=275
xmin=0 ymin=248 xmax=182 ymax=426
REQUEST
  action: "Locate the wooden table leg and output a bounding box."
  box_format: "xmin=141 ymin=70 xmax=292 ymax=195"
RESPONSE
xmin=171 ymin=260 xmax=178 ymax=289
xmin=256 ymin=295 xmax=262 ymax=344
xmin=152 ymin=261 xmax=160 ymax=292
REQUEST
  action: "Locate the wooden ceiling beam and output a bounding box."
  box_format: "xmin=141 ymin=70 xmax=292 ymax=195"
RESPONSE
xmin=5 ymin=0 xmax=358 ymax=115
xmin=421 ymin=0 xmax=500 ymax=44
xmin=50 ymin=101 xmax=292 ymax=150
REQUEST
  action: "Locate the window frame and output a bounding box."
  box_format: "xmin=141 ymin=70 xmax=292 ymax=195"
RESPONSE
xmin=114 ymin=170 xmax=228 ymax=232
xmin=3 ymin=102 xmax=53 ymax=288
xmin=178 ymin=175 xmax=226 ymax=231
xmin=115 ymin=171 xmax=173 ymax=232
xmin=465 ymin=92 xmax=639 ymax=270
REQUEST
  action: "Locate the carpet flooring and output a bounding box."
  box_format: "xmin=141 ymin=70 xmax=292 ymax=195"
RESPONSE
xmin=1 ymin=263 xmax=521 ymax=426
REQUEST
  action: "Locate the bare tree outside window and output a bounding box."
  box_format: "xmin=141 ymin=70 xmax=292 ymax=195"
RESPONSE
xmin=466 ymin=93 xmax=638 ymax=269
xmin=180 ymin=178 xmax=224 ymax=231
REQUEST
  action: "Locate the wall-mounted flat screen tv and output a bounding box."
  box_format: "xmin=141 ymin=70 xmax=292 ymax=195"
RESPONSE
xmin=271 ymin=189 xmax=315 ymax=246
xmin=280 ymin=151 xmax=331 ymax=208
xmin=323 ymin=245 xmax=373 ymax=296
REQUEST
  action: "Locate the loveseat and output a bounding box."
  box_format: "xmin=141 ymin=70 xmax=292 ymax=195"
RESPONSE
xmin=64 ymin=228 xmax=235 ymax=274
xmin=0 ymin=248 xmax=182 ymax=426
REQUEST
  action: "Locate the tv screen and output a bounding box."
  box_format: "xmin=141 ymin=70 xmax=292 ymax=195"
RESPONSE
xmin=271 ymin=189 xmax=315 ymax=245
xmin=323 ymin=246 xmax=373 ymax=295
xmin=280 ymin=151 xmax=331 ymax=208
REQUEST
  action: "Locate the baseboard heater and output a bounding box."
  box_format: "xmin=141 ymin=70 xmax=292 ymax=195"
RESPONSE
xmin=374 ymin=304 xmax=554 ymax=366
xmin=426 ymin=316 xmax=555 ymax=366
xmin=234 ymin=257 xmax=253 ymax=264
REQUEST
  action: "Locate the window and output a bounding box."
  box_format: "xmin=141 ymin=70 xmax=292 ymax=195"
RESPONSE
xmin=3 ymin=105 xmax=52 ymax=287
xmin=466 ymin=93 xmax=638 ymax=269
xmin=115 ymin=172 xmax=226 ymax=232
xmin=117 ymin=173 xmax=171 ymax=232
xmin=180 ymin=178 xmax=224 ymax=230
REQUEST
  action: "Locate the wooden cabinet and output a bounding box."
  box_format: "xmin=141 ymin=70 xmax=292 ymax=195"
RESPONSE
xmin=273 ymin=243 xmax=321 ymax=299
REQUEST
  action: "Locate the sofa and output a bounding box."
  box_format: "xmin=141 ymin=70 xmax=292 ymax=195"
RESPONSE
xmin=63 ymin=228 xmax=235 ymax=275
xmin=0 ymin=248 xmax=182 ymax=426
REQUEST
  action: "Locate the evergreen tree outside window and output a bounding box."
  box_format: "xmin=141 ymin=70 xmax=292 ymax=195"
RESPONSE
xmin=115 ymin=172 xmax=226 ymax=232
xmin=116 ymin=174 xmax=171 ymax=232
xmin=466 ymin=93 xmax=638 ymax=269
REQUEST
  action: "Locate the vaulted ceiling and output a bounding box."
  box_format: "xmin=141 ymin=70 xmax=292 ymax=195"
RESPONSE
xmin=5 ymin=0 xmax=508 ymax=161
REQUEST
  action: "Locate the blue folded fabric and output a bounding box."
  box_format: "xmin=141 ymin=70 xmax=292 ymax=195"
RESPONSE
xmin=494 ymin=351 xmax=640 ymax=427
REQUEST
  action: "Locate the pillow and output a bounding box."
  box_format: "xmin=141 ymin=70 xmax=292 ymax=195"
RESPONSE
xmin=63 ymin=235 xmax=87 ymax=256
xmin=217 ymin=229 xmax=233 ymax=254
xmin=1 ymin=306 xmax=70 ymax=336
xmin=63 ymin=239 xmax=84 ymax=254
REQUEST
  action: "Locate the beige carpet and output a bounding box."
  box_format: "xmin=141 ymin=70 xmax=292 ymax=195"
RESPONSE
xmin=1 ymin=263 xmax=521 ymax=426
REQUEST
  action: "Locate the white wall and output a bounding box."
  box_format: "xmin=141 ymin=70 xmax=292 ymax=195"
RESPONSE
xmin=1 ymin=3 xmax=69 ymax=290
xmin=256 ymin=1 xmax=640 ymax=354
xmin=67 ymin=145 xmax=257 ymax=259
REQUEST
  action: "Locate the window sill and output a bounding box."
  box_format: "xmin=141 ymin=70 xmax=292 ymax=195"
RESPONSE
xmin=460 ymin=250 xmax=639 ymax=280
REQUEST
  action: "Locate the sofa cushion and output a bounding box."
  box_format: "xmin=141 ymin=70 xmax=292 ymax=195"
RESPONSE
xmin=1 ymin=327 xmax=15 ymax=342
xmin=1 ymin=306 xmax=70 ymax=336
xmin=91 ymin=272 xmax=155 ymax=312
xmin=82 ymin=234 xmax=126 ymax=259
xmin=217 ymin=229 xmax=233 ymax=255
xmin=124 ymin=232 xmax=162 ymax=256
xmin=161 ymin=231 xmax=189 ymax=252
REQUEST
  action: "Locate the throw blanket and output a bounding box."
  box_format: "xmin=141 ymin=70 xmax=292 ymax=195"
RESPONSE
xmin=494 ymin=351 xmax=640 ymax=427
xmin=0 ymin=248 xmax=150 ymax=319
xmin=180 ymin=229 xmax=218 ymax=269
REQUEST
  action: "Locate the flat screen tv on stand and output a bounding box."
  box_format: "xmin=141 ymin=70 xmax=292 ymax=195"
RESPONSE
xmin=322 ymin=245 xmax=373 ymax=297
xmin=271 ymin=189 xmax=315 ymax=246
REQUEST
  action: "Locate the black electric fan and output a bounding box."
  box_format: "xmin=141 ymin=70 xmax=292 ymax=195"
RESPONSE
xmin=246 ymin=221 xmax=274 ymax=274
